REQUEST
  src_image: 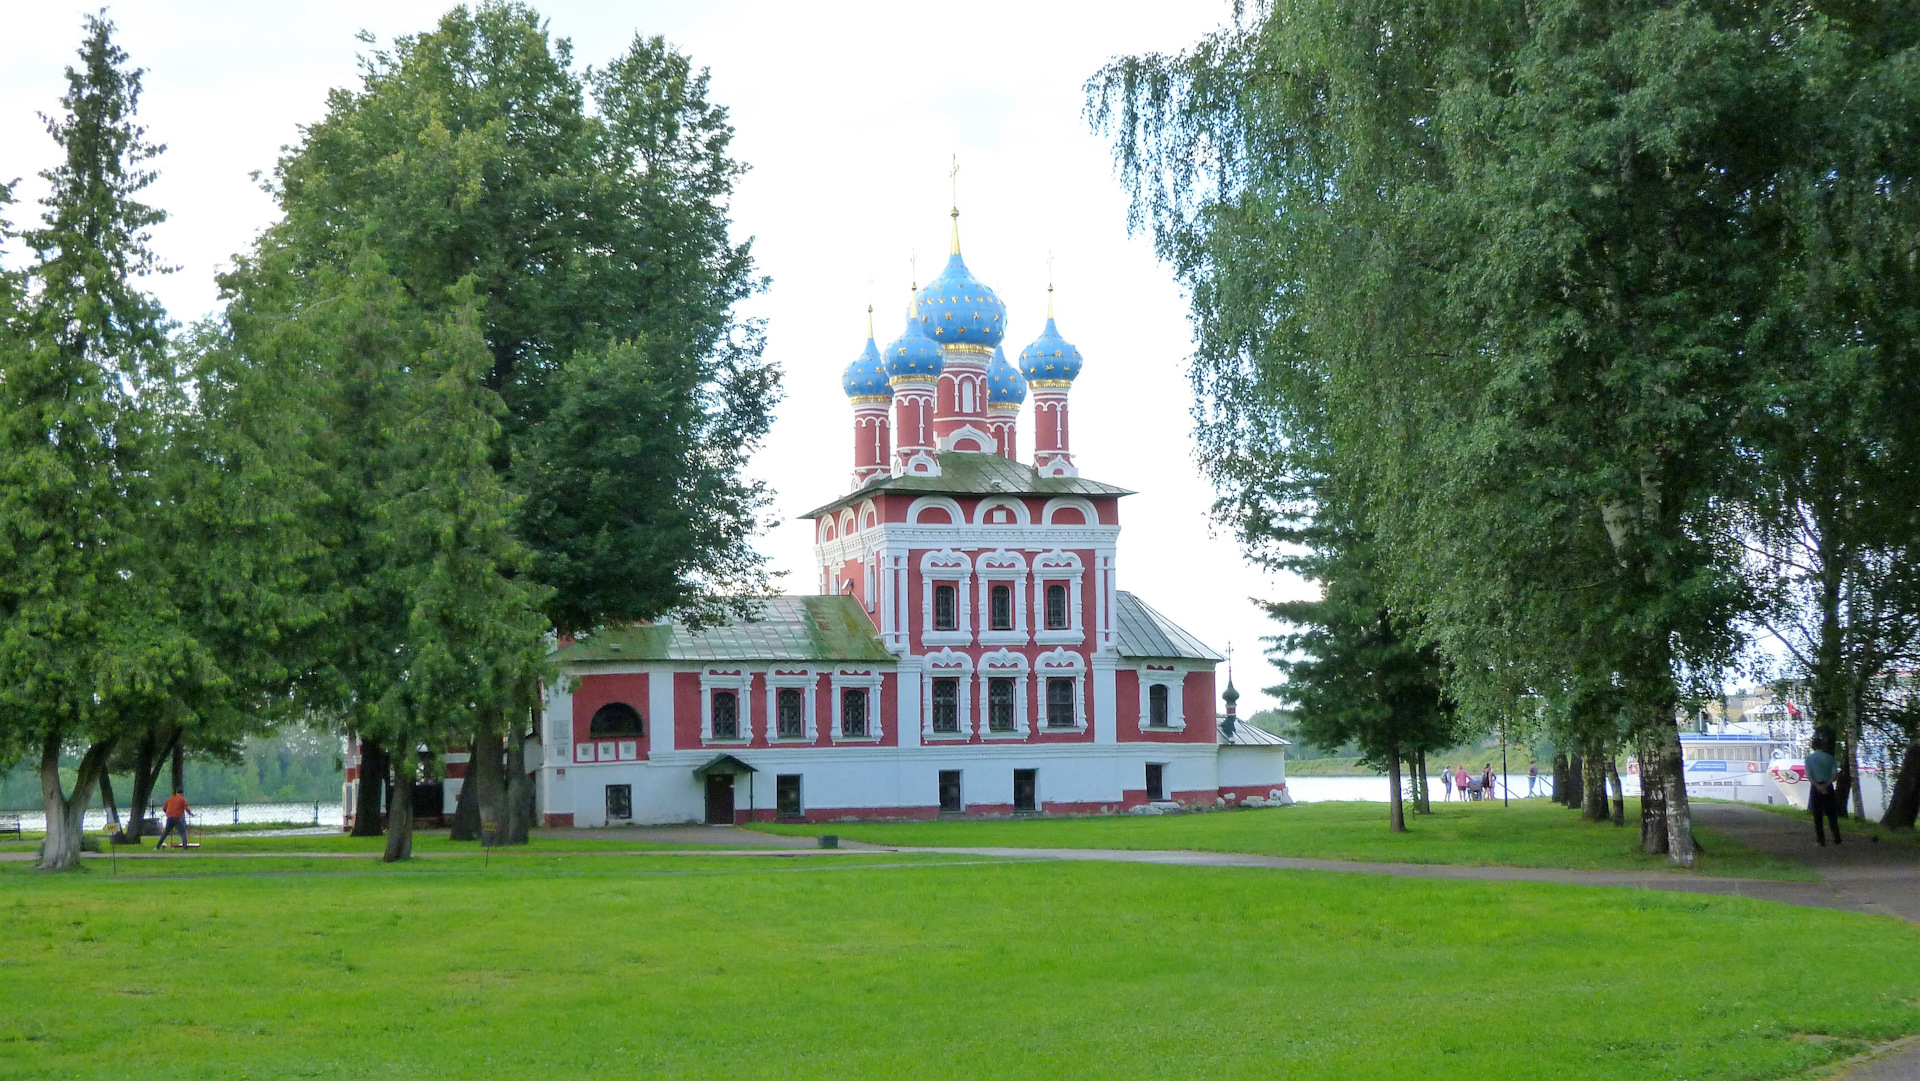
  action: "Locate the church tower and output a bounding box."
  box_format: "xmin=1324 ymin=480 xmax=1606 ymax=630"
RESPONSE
xmin=918 ymin=204 xmax=1006 ymax=455
xmin=1019 ymin=285 xmax=1084 ymax=478
xmin=842 ymin=307 xmax=891 ymax=487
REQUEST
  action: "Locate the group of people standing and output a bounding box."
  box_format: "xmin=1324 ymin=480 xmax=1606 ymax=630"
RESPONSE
xmin=1438 ymin=764 xmax=1501 ymax=801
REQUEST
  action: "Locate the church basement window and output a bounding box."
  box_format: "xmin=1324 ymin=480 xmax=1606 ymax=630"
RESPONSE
xmin=1044 ymin=583 xmax=1069 ymax=630
xmin=931 ymin=678 xmax=960 ymax=733
xmin=776 ymin=774 xmax=803 ymax=818
xmin=988 ymin=678 xmax=1016 ymax=732
xmin=933 ymin=583 xmax=958 ymax=631
xmin=989 ymin=583 xmax=1013 ymax=631
xmin=776 ymin=687 xmax=805 ymax=739
xmin=840 ymin=687 xmax=869 ymax=738
xmin=1046 ymin=677 xmax=1077 ymax=728
xmin=711 ymin=690 xmax=740 ymax=740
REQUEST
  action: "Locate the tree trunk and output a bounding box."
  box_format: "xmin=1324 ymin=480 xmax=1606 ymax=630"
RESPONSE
xmin=99 ymin=769 xmax=120 ymax=834
xmin=38 ymin=735 xmax=113 ymax=871
xmin=1387 ymin=742 xmax=1406 ymax=833
xmin=1845 ymin=695 xmax=1866 ymax=820
xmin=350 ymin=735 xmax=387 ymax=837
xmin=1567 ymin=753 xmax=1585 ymax=812
xmin=384 ymin=766 xmax=415 ymax=863
xmin=1606 ymin=754 xmax=1626 ymax=827
xmin=1414 ymin=750 xmax=1430 ymax=814
xmin=469 ymin=709 xmax=508 ymax=846
xmin=1582 ymin=739 xmax=1609 ymax=823
xmin=170 ymin=737 xmax=185 ymax=797
xmin=449 ymin=749 xmax=480 ymax=841
xmin=1638 ymin=731 xmax=1669 ymax=856
xmin=1650 ymin=711 xmax=1695 ymax=867
xmin=124 ymin=723 xmax=180 ymax=842
xmin=1552 ymin=752 xmax=1569 ymax=805
xmin=1882 ymin=739 xmax=1919 ymax=831
xmin=503 ymin=719 xmax=532 ymax=845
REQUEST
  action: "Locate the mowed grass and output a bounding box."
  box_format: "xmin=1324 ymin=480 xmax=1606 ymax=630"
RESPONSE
xmin=753 ymin=799 xmax=1815 ymax=878
xmin=0 ymin=831 xmax=742 ymax=857
xmin=1 ymin=853 xmax=1916 ymax=1081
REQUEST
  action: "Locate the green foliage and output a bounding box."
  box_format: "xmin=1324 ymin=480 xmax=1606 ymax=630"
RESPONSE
xmin=261 ymin=1 xmax=779 ymax=632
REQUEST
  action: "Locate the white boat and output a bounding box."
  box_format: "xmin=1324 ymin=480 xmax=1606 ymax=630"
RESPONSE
xmin=1626 ymin=716 xmax=1802 ymax=806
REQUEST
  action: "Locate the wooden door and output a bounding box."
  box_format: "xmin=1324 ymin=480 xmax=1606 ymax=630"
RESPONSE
xmin=704 ymin=774 xmax=735 ymax=825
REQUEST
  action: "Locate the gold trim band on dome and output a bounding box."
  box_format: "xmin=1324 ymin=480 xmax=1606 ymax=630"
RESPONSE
xmin=848 ymin=395 xmax=892 ymax=405
xmin=987 ymin=402 xmax=1021 ymax=412
xmin=1028 ymin=379 xmax=1073 ymax=388
xmin=888 ymin=373 xmax=937 ymax=386
xmin=943 ymin=343 xmax=993 ymax=358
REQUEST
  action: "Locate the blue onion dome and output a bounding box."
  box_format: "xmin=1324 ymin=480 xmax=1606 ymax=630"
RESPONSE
xmin=915 ymin=252 xmax=1007 ymax=348
xmin=842 ymin=335 xmax=891 ymax=399
xmin=1018 ymin=316 xmax=1083 ymax=382
xmin=986 ymin=346 xmax=1026 ymax=406
xmin=884 ymin=305 xmax=945 ymax=381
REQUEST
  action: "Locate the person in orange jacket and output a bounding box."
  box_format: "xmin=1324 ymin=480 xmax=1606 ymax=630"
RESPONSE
xmin=155 ymin=789 xmax=190 ymax=850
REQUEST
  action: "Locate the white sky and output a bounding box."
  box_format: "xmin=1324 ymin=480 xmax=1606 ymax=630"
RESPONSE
xmin=1 ymin=1 xmax=1308 ymax=709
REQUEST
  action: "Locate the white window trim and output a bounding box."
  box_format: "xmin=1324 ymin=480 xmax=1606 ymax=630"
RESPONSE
xmin=1140 ymin=666 xmax=1187 ymax=731
xmin=830 ymin=669 xmax=885 ymax=742
xmin=1034 ymin=550 xmax=1085 ymax=645
xmin=765 ymin=669 xmax=818 ymax=742
xmin=922 ymin=649 xmax=973 ymax=740
xmin=700 ymin=670 xmax=755 ymax=744
xmin=971 ymin=497 xmax=1033 ymax=526
xmin=976 ymin=549 xmax=1029 ymax=646
xmin=920 ymin=549 xmax=973 ymax=647
xmin=978 ymin=649 xmax=1030 ymax=739
xmin=1036 ymin=649 xmax=1088 ymax=731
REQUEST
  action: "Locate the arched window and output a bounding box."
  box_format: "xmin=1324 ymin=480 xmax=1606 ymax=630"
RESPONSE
xmin=589 ymin=702 xmax=645 ymax=738
xmin=1148 ymin=685 xmax=1169 ymax=727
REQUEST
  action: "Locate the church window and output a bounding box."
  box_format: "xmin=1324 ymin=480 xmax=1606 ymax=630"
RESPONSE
xmin=1045 ymin=583 xmax=1069 ymax=629
xmin=988 ymin=678 xmax=1016 ymax=732
xmin=1145 ymin=764 xmax=1165 ymax=802
xmin=931 ymin=678 xmax=959 ymax=733
xmin=1148 ymin=685 xmax=1169 ymax=727
xmin=1046 ymin=678 xmax=1077 ymax=727
xmin=589 ymin=702 xmax=644 ymax=738
xmin=989 ymin=584 xmax=1013 ymax=630
xmin=960 ymin=380 xmax=975 ymax=413
xmin=605 ymin=784 xmax=632 ymax=821
xmin=933 ymin=583 xmax=957 ymax=631
xmin=840 ymin=688 xmax=869 ymax=737
xmin=776 ymin=774 xmax=803 ymax=818
xmin=776 ymin=688 xmax=805 ymax=739
xmin=939 ymin=770 xmax=963 ymax=813
xmin=711 ymin=691 xmax=740 ymax=740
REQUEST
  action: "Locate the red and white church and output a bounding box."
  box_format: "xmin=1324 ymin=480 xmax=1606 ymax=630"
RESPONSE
xmin=365 ymin=210 xmax=1290 ymax=828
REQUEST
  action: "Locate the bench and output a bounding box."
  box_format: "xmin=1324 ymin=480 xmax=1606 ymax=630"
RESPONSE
xmin=0 ymin=814 xmax=20 ymax=837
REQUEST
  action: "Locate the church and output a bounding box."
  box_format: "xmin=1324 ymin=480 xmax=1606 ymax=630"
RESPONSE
xmin=527 ymin=207 xmax=1288 ymax=826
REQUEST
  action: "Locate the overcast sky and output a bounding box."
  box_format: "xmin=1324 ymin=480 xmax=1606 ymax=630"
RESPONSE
xmin=1 ymin=1 xmax=1309 ymax=709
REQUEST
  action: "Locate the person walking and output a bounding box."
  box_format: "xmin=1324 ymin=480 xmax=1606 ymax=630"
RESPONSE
xmin=1441 ymin=766 xmax=1454 ymax=801
xmin=155 ymin=789 xmax=191 ymax=851
xmin=1526 ymin=760 xmax=1539 ymax=796
xmin=1482 ymin=764 xmax=1496 ymax=802
xmin=1455 ymin=766 xmax=1471 ymax=801
xmin=1805 ymin=737 xmax=1842 ymax=846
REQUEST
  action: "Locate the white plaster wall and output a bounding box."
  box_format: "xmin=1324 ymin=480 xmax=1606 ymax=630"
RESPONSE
xmin=1218 ymin=745 xmax=1288 ymax=789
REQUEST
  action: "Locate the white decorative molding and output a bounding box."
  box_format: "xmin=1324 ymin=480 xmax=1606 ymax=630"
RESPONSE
xmin=1138 ymin=664 xmax=1187 ymax=731
xmin=974 ymin=548 xmax=1030 ymax=646
xmin=972 ymin=497 xmax=1032 ymax=526
xmin=1040 ymin=496 xmax=1099 ymax=526
xmin=906 ymin=495 xmax=967 ymax=526
xmin=829 ymin=668 xmax=885 ymax=742
xmin=1035 ymin=648 xmax=1088 ymax=731
xmin=920 ymin=648 xmax=974 ymax=739
xmin=1034 ymin=549 xmax=1086 ymax=645
xmin=857 ymin=499 xmax=879 ymax=531
xmin=839 ymin=509 xmax=857 ymax=537
xmin=699 ymin=669 xmax=755 ymax=743
xmin=937 ymin=422 xmax=997 ymax=454
xmin=764 ymin=668 xmax=818 ymax=742
xmin=919 ymin=547 xmax=973 ymax=647
xmin=978 ymin=649 xmax=1031 ymax=738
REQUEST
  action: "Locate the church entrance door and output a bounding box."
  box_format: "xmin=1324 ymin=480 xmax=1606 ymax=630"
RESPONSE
xmin=704 ymin=774 xmax=735 ymax=825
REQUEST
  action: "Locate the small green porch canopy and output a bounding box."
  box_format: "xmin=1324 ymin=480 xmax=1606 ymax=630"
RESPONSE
xmin=692 ymin=754 xmax=757 ymax=778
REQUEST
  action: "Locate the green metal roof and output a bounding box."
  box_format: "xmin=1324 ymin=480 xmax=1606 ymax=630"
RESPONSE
xmin=554 ymin=595 xmax=892 ymax=665
xmin=1113 ymin=591 xmax=1222 ymax=662
xmin=800 ymin=452 xmax=1133 ymax=519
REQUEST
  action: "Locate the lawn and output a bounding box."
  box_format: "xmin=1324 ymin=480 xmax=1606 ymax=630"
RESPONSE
xmin=0 ymin=852 xmax=1915 ymax=1080
xmin=752 ymin=799 xmax=1815 ymax=878
xmin=0 ymin=830 xmax=743 ymax=857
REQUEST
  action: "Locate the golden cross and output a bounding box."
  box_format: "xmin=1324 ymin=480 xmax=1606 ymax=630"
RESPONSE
xmin=949 ymin=153 xmax=960 ymax=208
